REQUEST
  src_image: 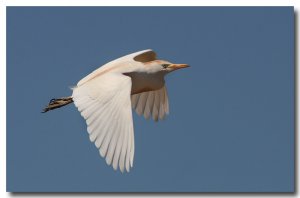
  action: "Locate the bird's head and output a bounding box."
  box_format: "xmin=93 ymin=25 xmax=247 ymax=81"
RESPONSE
xmin=145 ymin=60 xmax=189 ymax=74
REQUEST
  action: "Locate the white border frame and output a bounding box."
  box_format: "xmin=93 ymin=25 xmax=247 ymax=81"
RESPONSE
xmin=2 ymin=1 xmax=298 ymax=198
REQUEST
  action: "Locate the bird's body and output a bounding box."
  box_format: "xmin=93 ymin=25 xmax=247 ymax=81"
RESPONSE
xmin=43 ymin=49 xmax=188 ymax=172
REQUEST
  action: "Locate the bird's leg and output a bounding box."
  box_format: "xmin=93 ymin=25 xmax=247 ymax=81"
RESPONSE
xmin=42 ymin=96 xmax=73 ymax=113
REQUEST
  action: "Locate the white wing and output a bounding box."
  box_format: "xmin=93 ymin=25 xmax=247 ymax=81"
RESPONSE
xmin=131 ymin=86 xmax=169 ymax=121
xmin=72 ymin=73 xmax=134 ymax=172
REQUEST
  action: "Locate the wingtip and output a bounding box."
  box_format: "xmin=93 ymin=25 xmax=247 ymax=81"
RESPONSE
xmin=99 ymin=149 xmax=106 ymax=158
xmin=130 ymin=161 xmax=134 ymax=168
xmin=69 ymin=85 xmax=77 ymax=90
xmin=113 ymin=165 xmax=118 ymax=171
xmin=106 ymin=157 xmax=112 ymax=166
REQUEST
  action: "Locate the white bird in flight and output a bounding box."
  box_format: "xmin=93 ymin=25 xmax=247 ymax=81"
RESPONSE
xmin=43 ymin=49 xmax=189 ymax=172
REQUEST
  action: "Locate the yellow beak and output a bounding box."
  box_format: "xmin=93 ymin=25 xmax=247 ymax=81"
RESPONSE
xmin=168 ymin=64 xmax=189 ymax=70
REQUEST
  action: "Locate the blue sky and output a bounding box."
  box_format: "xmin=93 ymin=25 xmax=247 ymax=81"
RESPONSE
xmin=7 ymin=7 xmax=294 ymax=192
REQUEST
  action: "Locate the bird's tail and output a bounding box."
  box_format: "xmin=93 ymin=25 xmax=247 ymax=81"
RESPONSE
xmin=42 ymin=96 xmax=73 ymax=113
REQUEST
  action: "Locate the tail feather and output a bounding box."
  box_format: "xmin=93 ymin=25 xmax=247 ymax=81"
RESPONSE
xmin=42 ymin=96 xmax=73 ymax=113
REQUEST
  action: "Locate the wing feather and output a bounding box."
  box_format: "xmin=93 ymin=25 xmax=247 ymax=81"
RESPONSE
xmin=88 ymin=97 xmax=113 ymax=133
xmin=112 ymin=116 xmax=125 ymax=170
xmin=77 ymin=98 xmax=95 ymax=113
xmin=119 ymin=123 xmax=129 ymax=172
xmin=135 ymin=92 xmax=148 ymax=116
xmin=143 ymin=91 xmax=153 ymax=120
xmin=72 ymin=73 xmax=134 ymax=172
xmin=152 ymin=91 xmax=159 ymax=121
xmin=159 ymin=88 xmax=165 ymax=120
xmin=105 ymin=106 xmax=121 ymax=165
xmin=100 ymin=97 xmax=121 ymax=158
xmin=88 ymin=102 xmax=113 ymax=142
xmin=130 ymin=123 xmax=134 ymax=167
xmin=164 ymin=87 xmax=169 ymax=114
xmin=131 ymin=95 xmax=138 ymax=109
xmin=125 ymin=124 xmax=131 ymax=172
xmin=81 ymin=101 xmax=100 ymax=120
xmin=131 ymin=86 xmax=169 ymax=121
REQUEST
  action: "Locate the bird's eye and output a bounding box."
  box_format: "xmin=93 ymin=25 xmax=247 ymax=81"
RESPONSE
xmin=162 ymin=64 xmax=170 ymax=69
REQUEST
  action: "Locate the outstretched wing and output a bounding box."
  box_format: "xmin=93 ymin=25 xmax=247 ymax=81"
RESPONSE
xmin=131 ymin=86 xmax=169 ymax=121
xmin=72 ymin=73 xmax=134 ymax=172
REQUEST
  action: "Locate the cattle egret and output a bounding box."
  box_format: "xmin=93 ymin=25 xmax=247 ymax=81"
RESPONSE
xmin=43 ymin=49 xmax=189 ymax=172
